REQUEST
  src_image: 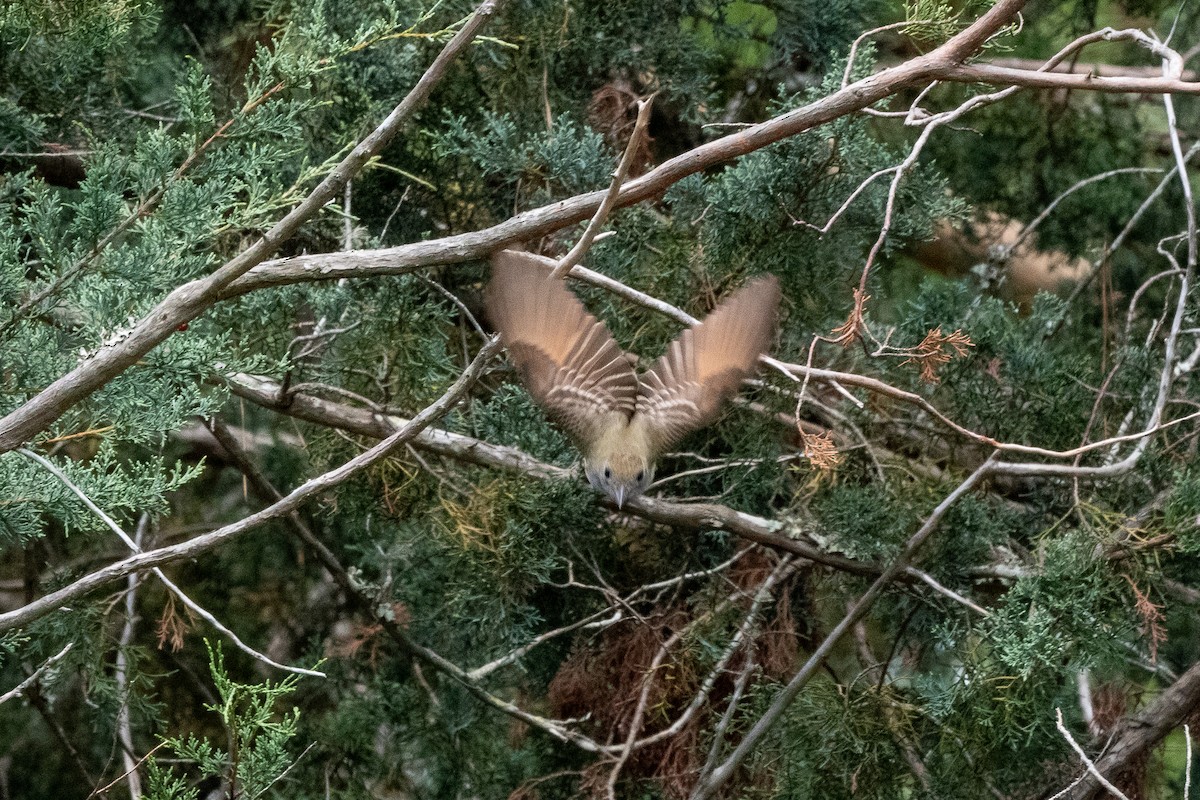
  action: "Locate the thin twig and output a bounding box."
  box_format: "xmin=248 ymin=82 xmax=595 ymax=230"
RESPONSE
xmin=551 ymin=95 xmax=656 ymax=279
xmin=0 ymin=642 xmax=73 ymax=705
xmin=16 ymin=448 xmax=326 ymax=678
xmin=1055 ymin=707 xmax=1132 ymax=800
xmin=248 ymin=742 xmax=317 ymax=800
xmin=1186 ymin=724 xmax=1193 ymax=800
xmin=467 ymin=549 xmax=749 ymax=681
xmin=1011 ymin=168 xmax=1161 ymax=252
xmin=699 ymin=652 xmax=757 ymax=778
xmin=903 ymin=566 xmax=990 ymax=615
xmin=343 ymin=182 xmax=354 ymax=251
xmin=86 ymin=742 xmax=168 ymax=800
xmin=114 ymin=514 xmax=146 ymax=799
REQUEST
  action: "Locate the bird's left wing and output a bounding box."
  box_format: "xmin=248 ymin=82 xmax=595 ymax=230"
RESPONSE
xmin=486 ymin=251 xmax=638 ymax=447
xmin=637 ymin=275 xmax=780 ymax=453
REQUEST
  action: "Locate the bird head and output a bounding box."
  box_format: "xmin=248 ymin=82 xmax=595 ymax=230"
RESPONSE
xmin=584 ymin=450 xmax=654 ymax=509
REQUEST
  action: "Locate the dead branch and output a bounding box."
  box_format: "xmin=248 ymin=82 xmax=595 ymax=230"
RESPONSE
xmin=1051 ymin=680 xmax=1200 ymax=800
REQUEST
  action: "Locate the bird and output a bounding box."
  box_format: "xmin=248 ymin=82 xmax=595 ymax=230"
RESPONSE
xmin=485 ymin=250 xmax=780 ymax=508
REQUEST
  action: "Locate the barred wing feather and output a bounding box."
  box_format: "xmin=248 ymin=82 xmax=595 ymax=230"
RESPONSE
xmin=637 ymin=276 xmax=780 ymax=453
xmin=486 ymin=251 xmax=638 ymax=447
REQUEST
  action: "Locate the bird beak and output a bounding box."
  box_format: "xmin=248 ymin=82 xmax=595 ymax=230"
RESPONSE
xmin=614 ymin=487 xmax=625 ymax=509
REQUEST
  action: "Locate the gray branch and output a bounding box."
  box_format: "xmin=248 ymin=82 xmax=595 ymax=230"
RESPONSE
xmin=0 ymin=339 xmax=499 ymax=634
xmin=0 ymin=0 xmax=506 ymax=454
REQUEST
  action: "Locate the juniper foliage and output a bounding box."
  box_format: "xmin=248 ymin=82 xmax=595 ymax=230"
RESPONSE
xmin=1 ymin=1 xmax=1198 ymax=799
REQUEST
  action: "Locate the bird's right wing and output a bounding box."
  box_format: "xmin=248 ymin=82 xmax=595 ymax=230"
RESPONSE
xmin=486 ymin=251 xmax=639 ymax=447
xmin=637 ymin=275 xmax=780 ymax=454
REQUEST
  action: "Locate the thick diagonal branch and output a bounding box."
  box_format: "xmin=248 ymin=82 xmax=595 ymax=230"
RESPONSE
xmin=0 ymin=339 xmax=499 ymax=633
xmin=0 ymin=0 xmax=505 ymax=454
xmin=1059 ymin=659 xmax=1200 ymax=800
xmin=219 ymin=0 xmax=1035 ymax=298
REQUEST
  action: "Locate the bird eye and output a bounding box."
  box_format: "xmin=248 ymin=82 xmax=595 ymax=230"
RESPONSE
xmin=636 ymin=470 xmax=644 ymax=482
xmin=604 ymin=467 xmax=611 ymax=479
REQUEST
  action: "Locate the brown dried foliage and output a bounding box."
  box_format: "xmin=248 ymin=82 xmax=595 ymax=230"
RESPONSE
xmin=577 ymin=762 xmax=614 ymax=799
xmin=760 ymin=584 xmax=800 ymax=679
xmin=800 ymin=429 xmax=844 ymax=471
xmin=329 ymin=621 xmax=384 ymax=667
xmin=548 ymin=607 xmax=692 ymax=728
xmin=549 ymin=553 xmax=802 ymax=797
xmin=155 ymin=592 xmax=192 ymax=652
xmin=326 ymin=603 xmax=411 ymax=669
xmin=1080 ymin=680 xmax=1148 ymax=800
xmin=727 ymin=548 xmax=775 ymax=592
xmin=1123 ymin=575 xmax=1167 ymax=664
xmin=831 ymin=288 xmax=870 ymax=346
xmin=1091 ymin=681 xmax=1130 ymax=735
xmin=549 ymin=606 xmax=702 ymax=798
xmin=901 ymin=326 xmax=974 ymax=384
xmin=727 ymin=551 xmax=799 ymax=680
xmin=656 ymin=719 xmax=703 ymax=799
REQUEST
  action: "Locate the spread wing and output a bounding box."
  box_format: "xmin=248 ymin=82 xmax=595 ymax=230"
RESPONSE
xmin=637 ymin=275 xmax=780 ymax=453
xmin=486 ymin=250 xmax=638 ymax=447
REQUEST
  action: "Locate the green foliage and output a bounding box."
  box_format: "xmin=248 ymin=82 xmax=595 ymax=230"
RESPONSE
xmin=771 ymin=0 xmax=883 ymax=73
xmin=471 ymin=384 xmax=576 ymax=465
xmin=759 ymin=677 xmax=915 ymax=800
xmin=434 ymin=111 xmax=614 ymax=213
xmin=900 ymin=281 xmax=1098 ymax=450
xmin=0 ymin=444 xmax=203 ymax=545
xmin=984 ymin=532 xmax=1136 ymax=676
xmin=0 ymin=0 xmax=162 ymax=150
xmin=694 ymin=72 xmax=964 ymax=332
xmin=904 ymin=0 xmax=964 ymax=44
xmin=814 ymin=484 xmax=918 ymax=560
xmin=143 ymin=642 xmax=307 ymax=800
xmin=1 ymin=0 xmax=1197 ymax=798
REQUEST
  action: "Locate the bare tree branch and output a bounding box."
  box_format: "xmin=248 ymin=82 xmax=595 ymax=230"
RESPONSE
xmin=0 ymin=643 xmax=72 ymax=705
xmin=551 ymin=95 xmax=656 ymax=279
xmin=690 ymin=454 xmax=998 ymax=799
xmin=114 ymin=515 xmax=146 ymax=800
xmin=987 ymin=56 xmax=1198 ymax=81
xmin=0 ymin=0 xmax=507 ymax=454
xmin=938 ymin=62 xmax=1200 ymax=93
xmin=0 ymin=339 xmax=499 ymax=633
